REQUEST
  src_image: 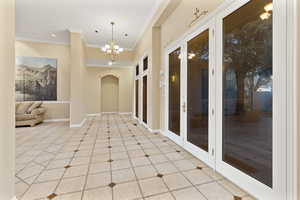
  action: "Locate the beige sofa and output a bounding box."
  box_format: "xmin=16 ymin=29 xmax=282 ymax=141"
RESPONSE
xmin=15 ymin=102 xmax=46 ymax=127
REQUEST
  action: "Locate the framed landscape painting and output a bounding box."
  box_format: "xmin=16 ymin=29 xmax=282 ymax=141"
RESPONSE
xmin=16 ymin=56 xmax=57 ymax=101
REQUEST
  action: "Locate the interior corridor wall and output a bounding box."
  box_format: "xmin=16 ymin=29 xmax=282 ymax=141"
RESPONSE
xmin=133 ymin=0 xmax=223 ymax=130
xmin=0 ymin=0 xmax=15 ymax=199
xmin=15 ymin=40 xmax=70 ymax=120
xmin=70 ymin=32 xmax=87 ymax=126
xmin=85 ymin=67 xmax=133 ymax=114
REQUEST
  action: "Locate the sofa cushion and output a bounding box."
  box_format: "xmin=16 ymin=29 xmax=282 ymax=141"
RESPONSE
xmin=16 ymin=114 xmax=36 ymax=121
xmin=16 ymin=102 xmax=33 ymax=114
xmin=27 ymin=101 xmax=43 ymax=113
xmin=31 ymin=107 xmax=46 ymax=115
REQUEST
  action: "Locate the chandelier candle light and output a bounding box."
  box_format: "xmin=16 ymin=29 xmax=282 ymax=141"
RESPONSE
xmin=101 ymin=22 xmax=124 ymax=65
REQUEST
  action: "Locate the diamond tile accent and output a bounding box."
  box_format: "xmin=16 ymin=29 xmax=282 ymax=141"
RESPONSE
xmin=47 ymin=193 xmax=57 ymax=199
xmin=234 ymin=196 xmax=242 ymax=200
xmin=108 ymin=182 xmax=116 ymax=188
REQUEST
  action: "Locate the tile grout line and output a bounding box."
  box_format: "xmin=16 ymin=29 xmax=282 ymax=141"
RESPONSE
xmin=80 ymin=116 xmax=98 ymax=200
xmin=117 ymin=114 xmax=146 ymax=200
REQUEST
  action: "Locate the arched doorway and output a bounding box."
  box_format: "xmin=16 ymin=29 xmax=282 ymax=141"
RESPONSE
xmin=101 ymin=75 xmax=119 ymax=113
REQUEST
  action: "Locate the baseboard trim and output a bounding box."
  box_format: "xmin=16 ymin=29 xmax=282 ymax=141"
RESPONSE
xmin=102 ymin=112 xmax=118 ymax=114
xmin=150 ymin=129 xmax=161 ymax=134
xmin=44 ymin=118 xmax=70 ymax=122
xmin=70 ymin=118 xmax=86 ymax=128
xmin=119 ymin=112 xmax=132 ymax=115
xmin=87 ymin=113 xmax=101 ymax=117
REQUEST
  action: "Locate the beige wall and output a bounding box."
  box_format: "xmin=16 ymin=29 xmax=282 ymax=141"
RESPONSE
xmin=160 ymin=0 xmax=223 ymax=48
xmin=85 ymin=67 xmax=133 ymax=114
xmin=70 ymin=32 xmax=87 ymax=126
xmin=101 ymin=75 xmax=119 ymax=112
xmin=15 ymin=40 xmax=70 ymax=120
xmin=14 ymin=40 xmax=134 ymax=122
xmin=133 ymin=0 xmax=223 ymax=130
xmin=0 ymin=0 xmax=15 ymax=199
xmin=43 ymin=103 xmax=70 ymax=120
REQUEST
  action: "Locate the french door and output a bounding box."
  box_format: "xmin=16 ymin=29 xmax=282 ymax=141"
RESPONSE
xmin=183 ymin=22 xmax=216 ymax=168
xmin=165 ymin=0 xmax=287 ymax=199
xmin=165 ymin=21 xmax=215 ymax=166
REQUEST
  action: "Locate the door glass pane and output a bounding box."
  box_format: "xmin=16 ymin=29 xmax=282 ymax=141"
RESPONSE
xmin=143 ymin=57 xmax=148 ymax=71
xmin=168 ymin=48 xmax=181 ymax=136
xmin=135 ymin=80 xmax=139 ymax=118
xmin=136 ymin=65 xmax=139 ymax=76
xmin=223 ymin=0 xmax=273 ymax=187
xmin=143 ymin=76 xmax=147 ymax=123
xmin=187 ymin=29 xmax=209 ymax=152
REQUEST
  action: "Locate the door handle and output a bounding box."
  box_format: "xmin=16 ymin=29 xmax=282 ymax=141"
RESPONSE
xmin=182 ymin=102 xmax=186 ymax=112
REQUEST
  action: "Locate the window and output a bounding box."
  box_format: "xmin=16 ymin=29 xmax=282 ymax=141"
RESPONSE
xmin=222 ymin=0 xmax=273 ymax=187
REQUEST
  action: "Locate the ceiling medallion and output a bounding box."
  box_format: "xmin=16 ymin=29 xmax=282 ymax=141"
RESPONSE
xmin=101 ymin=22 xmax=124 ymax=66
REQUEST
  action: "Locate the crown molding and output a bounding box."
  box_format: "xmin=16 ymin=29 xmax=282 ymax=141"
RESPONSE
xmin=16 ymin=37 xmax=70 ymax=46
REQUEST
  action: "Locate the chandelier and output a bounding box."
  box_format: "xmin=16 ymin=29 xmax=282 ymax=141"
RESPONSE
xmin=101 ymin=22 xmax=124 ymax=65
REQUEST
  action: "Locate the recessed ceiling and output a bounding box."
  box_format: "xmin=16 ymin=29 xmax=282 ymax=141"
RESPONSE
xmin=16 ymin=0 xmax=163 ymax=50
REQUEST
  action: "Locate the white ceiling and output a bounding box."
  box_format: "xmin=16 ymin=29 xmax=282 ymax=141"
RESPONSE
xmin=16 ymin=0 xmax=163 ymax=50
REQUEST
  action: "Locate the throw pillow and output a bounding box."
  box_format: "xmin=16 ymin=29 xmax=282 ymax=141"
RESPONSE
xmin=16 ymin=102 xmax=33 ymax=114
xmin=27 ymin=101 xmax=43 ymax=114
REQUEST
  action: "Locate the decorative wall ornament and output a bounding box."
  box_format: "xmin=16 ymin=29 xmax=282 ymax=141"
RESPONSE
xmin=189 ymin=8 xmax=209 ymax=27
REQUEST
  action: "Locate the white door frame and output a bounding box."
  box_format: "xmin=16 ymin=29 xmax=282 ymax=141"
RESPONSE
xmin=164 ymin=43 xmax=185 ymax=146
xmin=215 ymin=0 xmax=287 ymax=199
xmin=182 ymin=20 xmax=216 ymax=169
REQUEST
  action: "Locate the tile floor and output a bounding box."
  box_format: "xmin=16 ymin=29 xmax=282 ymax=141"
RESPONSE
xmin=15 ymin=114 xmax=256 ymax=200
